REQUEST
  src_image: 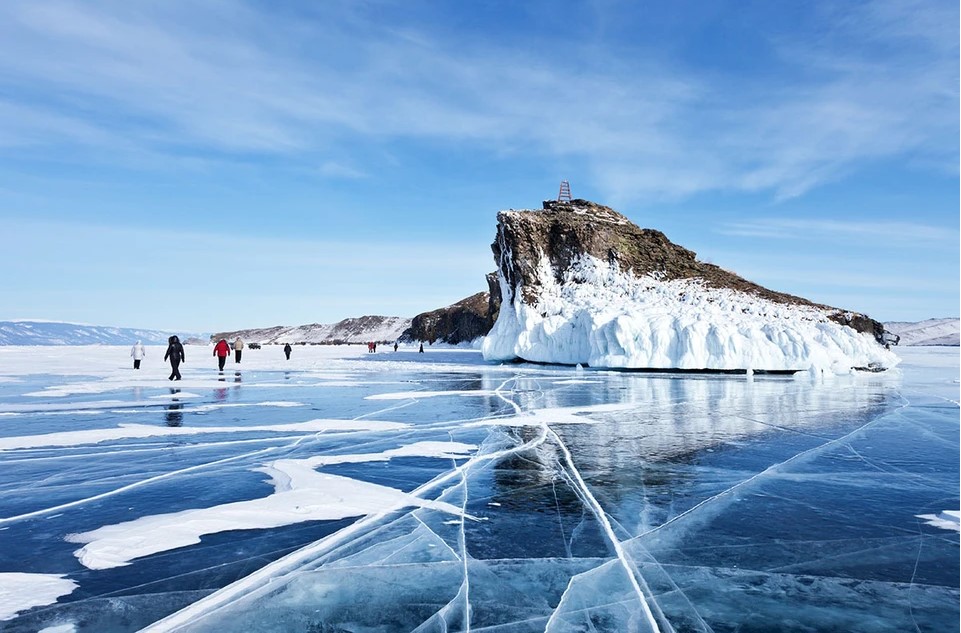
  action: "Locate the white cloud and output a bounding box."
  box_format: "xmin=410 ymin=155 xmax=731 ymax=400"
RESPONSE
xmin=717 ymin=218 xmax=957 ymax=245
xmin=318 ymin=161 xmax=368 ymax=180
xmin=0 ymin=0 xmax=955 ymax=202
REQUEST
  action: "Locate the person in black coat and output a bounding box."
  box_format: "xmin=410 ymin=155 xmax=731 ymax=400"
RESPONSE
xmin=283 ymin=343 xmax=292 ymax=360
xmin=164 ymin=335 xmax=186 ymax=381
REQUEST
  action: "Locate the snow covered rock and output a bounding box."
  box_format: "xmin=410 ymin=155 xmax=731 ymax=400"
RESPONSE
xmin=482 ymin=200 xmax=898 ymax=373
xmin=213 ymin=315 xmax=411 ymax=345
xmin=884 ymin=318 xmax=960 ymax=346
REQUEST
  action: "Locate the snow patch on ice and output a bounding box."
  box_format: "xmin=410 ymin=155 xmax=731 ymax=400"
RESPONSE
xmin=68 ymin=442 xmax=476 ymax=570
xmin=0 ymin=418 xmax=409 ymax=452
xmin=39 ymin=625 xmax=77 ymax=633
xmin=189 ymin=401 xmax=305 ymax=413
xmin=916 ymin=510 xmax=961 ymax=532
xmin=466 ymin=402 xmax=637 ymax=427
xmin=0 ymin=400 xmax=161 ymax=413
xmin=365 ymin=390 xmax=497 ymax=400
xmin=298 ymin=441 xmax=476 ymax=467
xmin=483 ymin=254 xmax=898 ymax=373
xmin=0 ymin=572 xmax=77 ymax=621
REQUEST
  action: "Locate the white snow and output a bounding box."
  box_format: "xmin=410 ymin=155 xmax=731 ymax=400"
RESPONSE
xmin=297 ymin=441 xmax=476 ymax=467
xmin=187 ymin=401 xmax=305 ymax=413
xmin=67 ymin=441 xmax=476 ymax=570
xmin=0 ymin=573 xmax=77 ymax=621
xmin=483 ymin=254 xmax=899 ymax=373
xmin=0 ymin=418 xmax=409 ymax=452
xmin=0 ymin=400 xmax=161 ymax=413
xmin=916 ymin=510 xmax=961 ymax=533
xmin=39 ymin=625 xmax=77 ymax=633
xmin=464 ymin=402 xmax=640 ymax=427
xmin=885 ymin=318 xmax=960 ymax=346
xmin=365 ymin=389 xmax=498 ymax=400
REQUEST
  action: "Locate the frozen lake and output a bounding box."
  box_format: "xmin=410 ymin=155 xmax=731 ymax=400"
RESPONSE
xmin=0 ymin=344 xmax=957 ymax=632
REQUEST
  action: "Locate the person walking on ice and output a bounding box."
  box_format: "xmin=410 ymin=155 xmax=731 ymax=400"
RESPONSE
xmin=214 ymin=338 xmax=230 ymax=371
xmin=283 ymin=343 xmax=292 ymax=360
xmin=164 ymin=335 xmax=185 ymax=381
xmin=130 ymin=340 xmax=145 ymax=369
xmin=233 ymin=337 xmax=244 ymax=364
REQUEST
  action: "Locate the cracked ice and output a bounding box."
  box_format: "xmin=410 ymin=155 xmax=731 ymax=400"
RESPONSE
xmin=0 ymin=345 xmax=956 ymax=632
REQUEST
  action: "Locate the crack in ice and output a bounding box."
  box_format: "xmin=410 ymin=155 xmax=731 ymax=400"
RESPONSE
xmin=0 ymin=444 xmax=285 ymax=526
xmin=633 ymin=401 xmax=911 ymax=543
xmin=545 ymin=425 xmax=665 ymax=633
xmin=140 ymin=406 xmax=549 ymax=632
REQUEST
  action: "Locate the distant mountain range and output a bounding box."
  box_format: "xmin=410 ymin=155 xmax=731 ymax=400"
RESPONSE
xmin=1 ymin=317 xmax=956 ymax=347
xmin=0 ymin=321 xmax=206 ymax=346
xmin=211 ymin=316 xmax=411 ymax=345
xmin=883 ymin=318 xmax=960 ymax=346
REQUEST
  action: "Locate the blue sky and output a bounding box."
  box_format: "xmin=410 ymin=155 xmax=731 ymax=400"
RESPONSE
xmin=0 ymin=0 xmax=957 ymax=332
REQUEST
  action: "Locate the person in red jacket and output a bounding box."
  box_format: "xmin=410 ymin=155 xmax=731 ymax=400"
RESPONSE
xmin=213 ymin=339 xmax=230 ymax=371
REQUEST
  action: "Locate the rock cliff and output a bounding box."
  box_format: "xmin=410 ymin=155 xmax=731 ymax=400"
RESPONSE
xmin=482 ymin=199 xmax=898 ymax=372
xmin=400 ymin=273 xmax=501 ymax=345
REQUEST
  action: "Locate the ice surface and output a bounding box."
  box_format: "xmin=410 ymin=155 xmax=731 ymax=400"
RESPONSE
xmin=38 ymin=625 xmax=77 ymax=633
xmin=483 ymin=254 xmax=900 ymax=372
xmin=0 ymin=344 xmax=955 ymax=632
xmin=68 ymin=447 xmax=475 ymax=570
xmin=366 ymin=389 xmax=500 ymax=400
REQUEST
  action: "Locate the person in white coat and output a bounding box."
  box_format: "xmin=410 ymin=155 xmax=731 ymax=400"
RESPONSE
xmin=130 ymin=341 xmax=146 ymax=369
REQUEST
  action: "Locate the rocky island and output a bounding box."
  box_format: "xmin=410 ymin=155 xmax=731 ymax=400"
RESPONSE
xmin=480 ymin=199 xmax=898 ymax=373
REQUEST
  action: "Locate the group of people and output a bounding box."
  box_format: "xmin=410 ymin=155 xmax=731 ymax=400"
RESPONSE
xmin=132 ymin=337 xmax=296 ymax=380
xmin=130 ymin=337 xmax=187 ymax=380
xmin=369 ymin=341 xmax=404 ymax=353
xmin=212 ymin=338 xmax=245 ymax=370
xmin=132 ymin=336 xmax=435 ymax=379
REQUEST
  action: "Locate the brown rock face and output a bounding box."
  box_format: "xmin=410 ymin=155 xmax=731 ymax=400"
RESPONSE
xmin=400 ymin=272 xmax=502 ymax=345
xmin=492 ymin=199 xmax=887 ymax=343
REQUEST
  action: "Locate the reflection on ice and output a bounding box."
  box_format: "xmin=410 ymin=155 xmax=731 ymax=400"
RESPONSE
xmin=0 ymin=345 xmax=956 ymax=632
